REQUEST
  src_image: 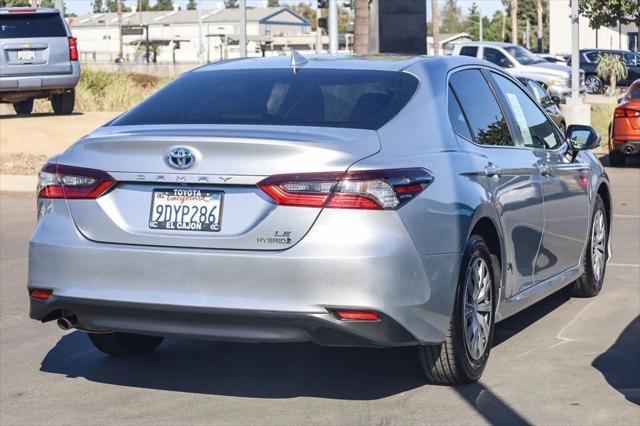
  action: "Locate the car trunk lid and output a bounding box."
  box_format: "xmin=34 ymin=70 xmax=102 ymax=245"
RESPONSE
xmin=59 ymin=125 xmax=380 ymax=250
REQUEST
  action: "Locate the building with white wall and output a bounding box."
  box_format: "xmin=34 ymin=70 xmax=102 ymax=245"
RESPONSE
xmin=69 ymin=7 xmax=316 ymax=64
xmin=549 ymin=0 xmax=638 ymax=55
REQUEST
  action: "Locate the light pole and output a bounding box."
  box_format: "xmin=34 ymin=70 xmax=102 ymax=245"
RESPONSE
xmin=328 ymin=0 xmax=338 ymax=54
xmin=239 ymin=0 xmax=247 ymax=57
xmin=570 ymin=0 xmax=579 ymax=101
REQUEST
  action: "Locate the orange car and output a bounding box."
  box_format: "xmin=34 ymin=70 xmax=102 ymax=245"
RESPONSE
xmin=609 ymin=79 xmax=640 ymax=166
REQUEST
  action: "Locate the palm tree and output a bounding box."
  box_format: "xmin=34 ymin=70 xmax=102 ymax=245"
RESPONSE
xmin=353 ymin=0 xmax=369 ymax=54
xmin=432 ymin=0 xmax=440 ymax=55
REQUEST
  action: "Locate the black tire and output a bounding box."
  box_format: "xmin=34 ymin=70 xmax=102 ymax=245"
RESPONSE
xmin=13 ymin=99 xmax=34 ymax=116
xmin=571 ymin=194 xmax=608 ymax=298
xmin=585 ymin=75 xmax=604 ymax=94
xmin=88 ymin=331 xmax=163 ymax=356
xmin=419 ymin=235 xmax=497 ymax=385
xmin=608 ymin=150 xmax=626 ymax=167
xmin=51 ymin=90 xmax=75 ymax=115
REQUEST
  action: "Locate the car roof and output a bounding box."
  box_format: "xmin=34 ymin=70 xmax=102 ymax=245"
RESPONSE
xmin=0 ymin=7 xmax=60 ymax=14
xmin=580 ymin=49 xmax=635 ymax=53
xmin=458 ymin=41 xmax=516 ymax=48
xmin=193 ymin=53 xmax=490 ymax=73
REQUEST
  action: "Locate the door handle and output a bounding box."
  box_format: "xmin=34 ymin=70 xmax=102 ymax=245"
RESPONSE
xmin=484 ymin=164 xmax=502 ymax=177
xmin=537 ymin=163 xmax=553 ymax=177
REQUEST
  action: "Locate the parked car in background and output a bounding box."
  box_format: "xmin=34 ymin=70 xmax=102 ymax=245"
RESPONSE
xmin=517 ymin=76 xmax=566 ymax=132
xmin=572 ymin=49 xmax=640 ymax=94
xmin=28 ymin=54 xmax=611 ymax=386
xmin=452 ymin=42 xmax=585 ymax=100
xmin=0 ymin=7 xmax=79 ymax=116
xmin=608 ymin=79 xmax=640 ymax=166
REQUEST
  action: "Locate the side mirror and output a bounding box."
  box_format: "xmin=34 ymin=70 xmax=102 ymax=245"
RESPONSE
xmin=566 ymin=124 xmax=601 ymax=153
xmin=551 ymin=96 xmax=561 ymax=106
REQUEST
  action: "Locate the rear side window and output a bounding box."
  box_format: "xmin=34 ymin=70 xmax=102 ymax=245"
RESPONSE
xmin=449 ymin=69 xmax=513 ymax=146
xmin=492 ymin=73 xmax=561 ymax=150
xmin=627 ymin=83 xmax=640 ymax=100
xmin=447 ymin=87 xmax=472 ymax=140
xmin=111 ymin=68 xmax=419 ymax=130
xmin=459 ymin=46 xmax=478 ymax=57
xmin=0 ymin=13 xmax=67 ymax=39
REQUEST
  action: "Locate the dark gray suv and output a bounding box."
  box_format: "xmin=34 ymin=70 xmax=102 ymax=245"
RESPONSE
xmin=0 ymin=7 xmax=80 ymax=115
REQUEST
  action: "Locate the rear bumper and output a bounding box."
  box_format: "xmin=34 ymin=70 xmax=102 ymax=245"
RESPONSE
xmin=28 ymin=200 xmax=462 ymax=346
xmin=30 ymin=296 xmax=418 ymax=347
xmin=0 ymin=62 xmax=80 ymax=101
xmin=612 ymin=140 xmax=640 ymax=155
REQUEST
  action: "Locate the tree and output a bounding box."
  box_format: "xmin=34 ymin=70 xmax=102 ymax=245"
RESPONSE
xmin=93 ymin=0 xmax=103 ymax=12
xmin=511 ymin=0 xmax=517 ymax=43
xmin=353 ymin=0 xmax=369 ymax=53
xmin=465 ymin=2 xmax=481 ymax=40
xmin=105 ymin=0 xmax=131 ymax=12
xmin=186 ymin=0 xmax=196 ymax=10
xmin=152 ymin=0 xmax=173 ymax=10
xmin=502 ymin=0 xmax=549 ymax=50
xmin=1 ymin=0 xmax=30 ymax=6
xmin=596 ymin=53 xmax=628 ymax=94
xmin=138 ymin=0 xmax=151 ymax=10
xmin=291 ymin=2 xmax=316 ymax=31
xmin=440 ymin=0 xmax=463 ymax=34
xmin=267 ymin=0 xmax=279 ymax=6
xmin=580 ymin=0 xmax=640 ymax=34
xmin=224 ymin=0 xmax=238 ymax=8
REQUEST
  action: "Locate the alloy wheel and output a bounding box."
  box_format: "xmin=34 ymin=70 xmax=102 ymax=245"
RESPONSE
xmin=463 ymin=257 xmax=493 ymax=360
xmin=585 ymin=76 xmax=602 ymax=94
xmin=591 ymin=210 xmax=606 ymax=282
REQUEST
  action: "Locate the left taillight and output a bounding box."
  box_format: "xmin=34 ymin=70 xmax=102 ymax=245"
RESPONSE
xmin=38 ymin=163 xmax=115 ymax=199
xmin=68 ymin=37 xmax=78 ymax=61
xmin=258 ymin=168 xmax=433 ymax=210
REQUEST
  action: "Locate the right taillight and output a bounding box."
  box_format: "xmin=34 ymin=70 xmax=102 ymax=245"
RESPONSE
xmin=258 ymin=168 xmax=433 ymax=210
xmin=68 ymin=37 xmax=78 ymax=61
xmin=614 ymin=107 xmax=640 ymax=118
xmin=38 ymin=163 xmax=115 ymax=199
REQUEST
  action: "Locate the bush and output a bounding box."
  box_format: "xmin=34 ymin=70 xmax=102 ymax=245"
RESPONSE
xmin=33 ymin=69 xmax=171 ymax=113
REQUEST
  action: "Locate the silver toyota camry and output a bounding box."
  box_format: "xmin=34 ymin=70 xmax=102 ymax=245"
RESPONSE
xmin=28 ymin=54 xmax=612 ymax=385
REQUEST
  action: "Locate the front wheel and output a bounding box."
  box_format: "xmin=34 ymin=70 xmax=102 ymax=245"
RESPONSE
xmin=585 ymin=75 xmax=604 ymax=94
xmin=88 ymin=331 xmax=164 ymax=356
xmin=419 ymin=235 xmax=496 ymax=385
xmin=571 ymin=195 xmax=608 ymax=297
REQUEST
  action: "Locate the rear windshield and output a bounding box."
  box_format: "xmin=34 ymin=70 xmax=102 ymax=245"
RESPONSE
xmin=0 ymin=13 xmax=67 ymax=39
xmin=110 ymin=68 xmax=419 ymax=130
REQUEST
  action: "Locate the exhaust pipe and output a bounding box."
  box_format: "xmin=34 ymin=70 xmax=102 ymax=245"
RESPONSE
xmin=624 ymin=146 xmax=633 ymax=154
xmin=57 ymin=317 xmax=76 ymax=331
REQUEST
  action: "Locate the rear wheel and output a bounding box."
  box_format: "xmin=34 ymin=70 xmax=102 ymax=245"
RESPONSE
xmin=13 ymin=99 xmax=34 ymax=116
xmin=51 ymin=90 xmax=75 ymax=115
xmin=419 ymin=235 xmax=496 ymax=385
xmin=88 ymin=331 xmax=163 ymax=356
xmin=608 ymin=150 xmax=626 ymax=167
xmin=585 ymin=75 xmax=604 ymax=94
xmin=571 ymin=195 xmax=608 ymax=297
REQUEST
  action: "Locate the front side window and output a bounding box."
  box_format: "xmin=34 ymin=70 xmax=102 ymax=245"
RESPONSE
xmin=483 ymin=48 xmax=513 ymax=68
xmin=492 ymin=73 xmax=562 ymax=150
xmin=449 ymin=69 xmax=513 ymax=147
xmin=111 ymin=68 xmax=419 ymax=130
xmin=504 ymin=45 xmax=544 ymax=65
xmin=623 ymin=52 xmax=639 ymax=66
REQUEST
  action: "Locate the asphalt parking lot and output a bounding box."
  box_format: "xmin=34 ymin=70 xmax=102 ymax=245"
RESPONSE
xmin=0 ymin=157 xmax=638 ymax=426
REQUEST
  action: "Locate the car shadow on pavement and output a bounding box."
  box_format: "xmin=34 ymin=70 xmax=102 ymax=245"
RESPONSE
xmin=0 ymin=112 xmax=84 ymax=120
xmin=592 ymin=315 xmax=640 ymax=406
xmin=599 ymin=154 xmax=640 ymax=168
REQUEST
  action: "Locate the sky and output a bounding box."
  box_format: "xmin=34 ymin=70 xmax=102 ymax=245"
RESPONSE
xmin=62 ymin=0 xmax=506 ymax=19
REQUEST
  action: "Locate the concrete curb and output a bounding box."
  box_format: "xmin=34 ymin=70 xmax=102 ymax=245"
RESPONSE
xmin=0 ymin=174 xmax=37 ymax=193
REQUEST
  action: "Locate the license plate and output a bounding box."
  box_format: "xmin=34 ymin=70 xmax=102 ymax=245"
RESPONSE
xmin=149 ymin=189 xmax=223 ymax=232
xmin=17 ymin=50 xmax=35 ymax=61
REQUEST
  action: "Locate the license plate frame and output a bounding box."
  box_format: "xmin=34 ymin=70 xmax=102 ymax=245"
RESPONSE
xmin=17 ymin=49 xmax=35 ymax=61
xmin=148 ymin=188 xmax=224 ymax=232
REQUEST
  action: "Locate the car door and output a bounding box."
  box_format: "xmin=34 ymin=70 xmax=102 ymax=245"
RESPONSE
xmin=490 ymin=72 xmax=591 ymax=285
xmin=482 ymin=47 xmax=514 ymax=69
xmin=449 ymin=69 xmax=545 ymax=298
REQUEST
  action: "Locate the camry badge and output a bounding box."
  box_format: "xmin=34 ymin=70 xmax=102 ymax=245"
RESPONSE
xmin=167 ymin=147 xmax=195 ymax=170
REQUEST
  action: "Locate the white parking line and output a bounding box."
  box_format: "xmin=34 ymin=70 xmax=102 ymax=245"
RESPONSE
xmin=608 ymin=263 xmax=640 ymax=268
xmin=613 ymin=215 xmax=640 ymax=219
